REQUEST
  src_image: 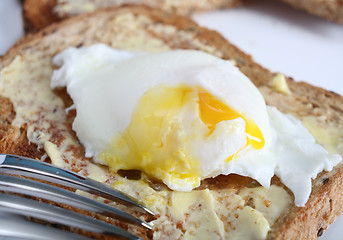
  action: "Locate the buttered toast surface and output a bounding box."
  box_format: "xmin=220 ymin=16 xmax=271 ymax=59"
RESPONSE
xmin=1 ymin=6 xmax=343 ymax=240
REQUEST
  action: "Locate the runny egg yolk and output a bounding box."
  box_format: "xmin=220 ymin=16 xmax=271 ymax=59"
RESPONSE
xmin=198 ymin=91 xmax=264 ymax=150
xmin=99 ymin=85 xmax=264 ymax=188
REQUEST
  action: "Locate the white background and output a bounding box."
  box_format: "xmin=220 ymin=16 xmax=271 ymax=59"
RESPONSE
xmin=1 ymin=0 xmax=343 ymax=238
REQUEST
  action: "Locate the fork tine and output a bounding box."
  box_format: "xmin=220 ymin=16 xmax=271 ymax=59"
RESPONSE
xmin=0 ymin=213 xmax=89 ymax=240
xmin=0 ymin=154 xmax=154 ymax=216
xmin=0 ymin=193 xmax=143 ymax=240
xmin=0 ymin=174 xmax=152 ymax=230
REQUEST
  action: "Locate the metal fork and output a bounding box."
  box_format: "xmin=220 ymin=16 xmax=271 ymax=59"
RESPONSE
xmin=0 ymin=154 xmax=154 ymax=240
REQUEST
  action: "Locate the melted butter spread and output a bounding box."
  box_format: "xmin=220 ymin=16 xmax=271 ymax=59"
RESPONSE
xmin=113 ymin=177 xmax=286 ymax=239
xmin=44 ymin=141 xmax=65 ymax=168
xmin=238 ymin=186 xmax=292 ymax=225
xmin=0 ymin=13 xmax=341 ymax=238
xmin=213 ymin=190 xmax=270 ymax=240
xmin=0 ymin=54 xmax=80 ymax=165
xmin=170 ymin=189 xmax=225 ymax=239
xmin=302 ymin=116 xmax=343 ymax=155
xmin=86 ymin=163 xmax=109 ymax=183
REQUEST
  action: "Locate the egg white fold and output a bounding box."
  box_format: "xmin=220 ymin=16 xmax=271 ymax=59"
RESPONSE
xmin=227 ymin=107 xmax=341 ymax=206
xmin=267 ymin=107 xmax=341 ymax=206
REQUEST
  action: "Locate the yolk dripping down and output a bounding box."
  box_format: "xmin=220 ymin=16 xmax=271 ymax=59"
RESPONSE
xmin=99 ymin=85 xmax=264 ymax=189
xmin=100 ymin=85 xmax=201 ymax=188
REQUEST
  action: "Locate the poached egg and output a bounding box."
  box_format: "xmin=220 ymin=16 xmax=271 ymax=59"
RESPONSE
xmin=51 ymin=44 xmax=341 ymax=206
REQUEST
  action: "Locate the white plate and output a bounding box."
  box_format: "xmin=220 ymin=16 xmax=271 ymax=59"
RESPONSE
xmin=0 ymin=0 xmax=23 ymax=55
xmin=1 ymin=0 xmax=343 ymax=238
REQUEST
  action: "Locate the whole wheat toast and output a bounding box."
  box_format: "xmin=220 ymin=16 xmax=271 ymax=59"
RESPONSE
xmin=1 ymin=6 xmax=343 ymax=239
xmin=22 ymin=0 xmax=241 ymax=32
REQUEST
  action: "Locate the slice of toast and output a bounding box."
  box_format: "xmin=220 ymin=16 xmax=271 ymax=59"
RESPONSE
xmin=280 ymin=0 xmax=343 ymax=25
xmin=22 ymin=0 xmax=241 ymax=32
xmin=1 ymin=6 xmax=343 ymax=239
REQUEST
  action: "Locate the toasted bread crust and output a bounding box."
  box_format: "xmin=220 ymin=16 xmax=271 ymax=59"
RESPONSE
xmin=281 ymin=0 xmax=343 ymax=25
xmin=22 ymin=0 xmax=61 ymax=32
xmin=2 ymin=6 xmax=343 ymax=239
xmin=22 ymin=0 xmax=241 ymax=32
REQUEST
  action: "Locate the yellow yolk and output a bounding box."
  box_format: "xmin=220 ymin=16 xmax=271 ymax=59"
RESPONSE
xmin=198 ymin=91 xmax=264 ymax=150
xmin=99 ymin=85 xmax=264 ymax=188
xmin=99 ymin=85 xmax=202 ymax=187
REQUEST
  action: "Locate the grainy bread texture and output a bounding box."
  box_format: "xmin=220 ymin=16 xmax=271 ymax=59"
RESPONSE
xmin=281 ymin=0 xmax=343 ymax=25
xmin=1 ymin=6 xmax=343 ymax=240
xmin=22 ymin=0 xmax=241 ymax=32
